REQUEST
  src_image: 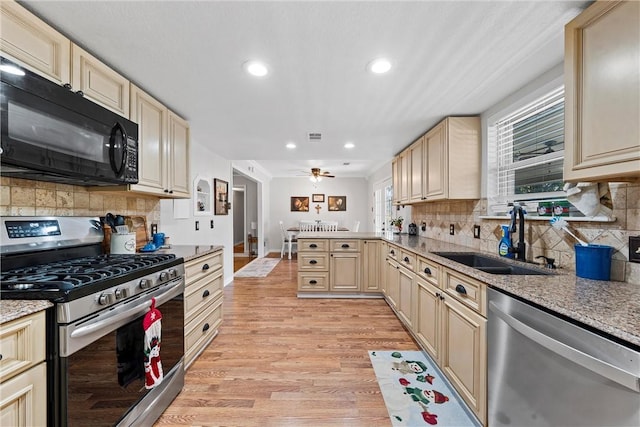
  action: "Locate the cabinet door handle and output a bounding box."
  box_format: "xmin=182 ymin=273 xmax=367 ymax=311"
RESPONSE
xmin=390 ymin=250 xmax=395 ymax=255
xmin=202 ymin=263 xmax=210 ymax=271
xmin=309 ymin=280 xmax=317 ymax=285
xmin=202 ymin=323 xmax=210 ymax=332
xmin=435 ymin=292 xmax=441 ymax=298
xmin=310 ymin=243 xmax=318 ymax=248
xmin=202 ymin=290 xmax=210 ymax=298
xmin=309 ymin=259 xmax=318 ymax=264
xmin=403 ymin=256 xmax=410 ymax=263
xmin=424 ymin=267 xmax=431 ymax=275
xmin=455 ymin=284 xmax=467 ymax=295
xmin=341 ymin=244 xmax=350 ymax=248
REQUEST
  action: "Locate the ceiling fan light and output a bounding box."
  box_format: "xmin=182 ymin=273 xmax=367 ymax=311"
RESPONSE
xmin=310 ymin=176 xmax=322 ymax=183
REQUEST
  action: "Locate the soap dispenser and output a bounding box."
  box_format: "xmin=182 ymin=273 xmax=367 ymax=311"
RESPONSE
xmin=498 ymin=225 xmax=514 ymax=258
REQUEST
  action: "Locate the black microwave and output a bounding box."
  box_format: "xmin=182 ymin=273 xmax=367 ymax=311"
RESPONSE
xmin=0 ymin=56 xmax=138 ymax=186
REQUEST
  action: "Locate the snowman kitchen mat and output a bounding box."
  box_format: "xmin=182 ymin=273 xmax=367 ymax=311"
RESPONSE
xmin=369 ymin=350 xmax=480 ymax=427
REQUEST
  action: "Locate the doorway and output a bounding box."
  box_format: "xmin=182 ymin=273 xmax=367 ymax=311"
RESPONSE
xmin=232 ymin=169 xmax=259 ymax=272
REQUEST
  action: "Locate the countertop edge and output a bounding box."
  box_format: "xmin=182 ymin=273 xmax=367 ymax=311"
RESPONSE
xmin=0 ymin=300 xmax=52 ymax=324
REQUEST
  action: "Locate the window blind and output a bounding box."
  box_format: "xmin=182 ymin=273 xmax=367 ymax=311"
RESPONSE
xmin=496 ymin=87 xmax=565 ymax=201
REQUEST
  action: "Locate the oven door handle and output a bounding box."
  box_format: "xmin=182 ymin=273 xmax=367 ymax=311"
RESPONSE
xmin=69 ymin=280 xmax=183 ymax=340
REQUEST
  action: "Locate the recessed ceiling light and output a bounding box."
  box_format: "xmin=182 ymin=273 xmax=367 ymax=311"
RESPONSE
xmin=367 ymin=58 xmax=392 ymax=74
xmin=344 ymin=142 xmax=355 ymax=149
xmin=0 ymin=64 xmax=25 ymax=76
xmin=243 ymin=60 xmax=269 ymax=77
xmin=286 ymin=142 xmax=296 ymax=149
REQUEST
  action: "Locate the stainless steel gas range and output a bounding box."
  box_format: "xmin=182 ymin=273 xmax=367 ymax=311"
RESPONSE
xmin=0 ymin=216 xmax=185 ymax=427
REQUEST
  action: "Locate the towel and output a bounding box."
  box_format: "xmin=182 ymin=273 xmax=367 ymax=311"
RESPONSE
xmin=564 ymin=182 xmax=613 ymax=218
xmin=143 ymin=297 xmax=164 ymax=389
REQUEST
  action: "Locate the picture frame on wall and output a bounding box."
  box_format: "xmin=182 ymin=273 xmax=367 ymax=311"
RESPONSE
xmin=312 ymin=193 xmax=325 ymax=203
xmin=291 ymin=196 xmax=310 ymax=212
xmin=214 ymin=178 xmax=229 ymax=215
xmin=328 ymin=196 xmax=346 ymax=211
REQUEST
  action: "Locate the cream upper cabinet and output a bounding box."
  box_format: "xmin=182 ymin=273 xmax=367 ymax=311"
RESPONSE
xmin=425 ymin=117 xmax=481 ymax=200
xmin=167 ymin=111 xmax=191 ymax=198
xmin=130 ymin=85 xmax=167 ymax=195
xmin=71 ymin=45 xmax=130 ymax=117
xmin=409 ymin=137 xmax=425 ymax=203
xmin=564 ymin=0 xmax=640 ymax=182
xmin=128 ymin=85 xmax=190 ymax=198
xmin=0 ymin=0 xmax=70 ymax=85
xmin=393 ymin=116 xmax=480 ymax=203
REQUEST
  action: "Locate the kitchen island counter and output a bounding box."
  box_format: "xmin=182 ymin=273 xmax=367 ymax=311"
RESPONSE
xmin=297 ymin=231 xmax=640 ymax=347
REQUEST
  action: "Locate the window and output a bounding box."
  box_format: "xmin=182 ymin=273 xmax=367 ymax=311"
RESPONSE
xmin=373 ymin=179 xmax=394 ymax=232
xmin=487 ymin=86 xmax=568 ymax=215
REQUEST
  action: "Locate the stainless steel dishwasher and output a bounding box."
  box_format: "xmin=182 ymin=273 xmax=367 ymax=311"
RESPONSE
xmin=488 ymin=288 xmax=640 ymax=427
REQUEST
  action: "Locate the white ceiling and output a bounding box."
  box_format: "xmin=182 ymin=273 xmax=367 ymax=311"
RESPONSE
xmin=20 ymin=0 xmax=589 ymax=179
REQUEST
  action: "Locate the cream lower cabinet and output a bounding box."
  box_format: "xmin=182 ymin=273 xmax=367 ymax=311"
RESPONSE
xmin=0 ymin=311 xmax=47 ymax=427
xmin=329 ymin=239 xmax=361 ymax=292
xmin=184 ymin=249 xmax=224 ymax=369
xmin=297 ymin=239 xmax=330 ymax=293
xmin=361 ymin=240 xmax=381 ymax=292
xmin=564 ymin=0 xmax=640 ymax=182
xmin=387 ymin=252 xmax=488 ymax=425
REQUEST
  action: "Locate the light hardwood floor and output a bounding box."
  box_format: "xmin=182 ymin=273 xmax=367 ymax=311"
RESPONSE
xmin=155 ymin=256 xmax=419 ymax=426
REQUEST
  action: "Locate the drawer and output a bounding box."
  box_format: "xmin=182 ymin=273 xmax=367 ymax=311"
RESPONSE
xmin=0 ymin=362 xmax=47 ymax=426
xmin=330 ymin=239 xmax=361 ymax=252
xmin=297 ymin=272 xmax=330 ymax=291
xmin=298 ymin=239 xmax=328 ymax=252
xmin=386 ymin=244 xmax=400 ymax=260
xmin=298 ymin=253 xmax=329 ymax=271
xmin=185 ymin=268 xmax=224 ymax=320
xmin=185 ymin=250 xmax=223 ymax=282
xmin=0 ymin=311 xmax=46 ymax=382
xmin=185 ymin=296 xmax=223 ymax=360
xmin=442 ymin=268 xmax=486 ymax=316
xmin=398 ymin=249 xmax=416 ymax=271
xmin=416 ymin=256 xmax=439 ymax=285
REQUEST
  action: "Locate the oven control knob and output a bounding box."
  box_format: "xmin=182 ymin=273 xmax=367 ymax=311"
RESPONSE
xmin=159 ymin=272 xmax=169 ymax=282
xmin=168 ymin=269 xmax=178 ymax=279
xmin=114 ymin=288 xmax=127 ymax=300
xmin=97 ymin=293 xmax=113 ymax=306
xmin=139 ymin=278 xmax=152 ymax=289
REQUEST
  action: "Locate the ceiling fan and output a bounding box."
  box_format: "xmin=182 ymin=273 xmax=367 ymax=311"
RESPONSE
xmin=307 ymin=167 xmax=334 ymax=182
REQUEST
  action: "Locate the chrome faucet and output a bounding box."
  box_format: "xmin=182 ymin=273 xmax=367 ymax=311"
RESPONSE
xmin=509 ymin=205 xmax=526 ymax=261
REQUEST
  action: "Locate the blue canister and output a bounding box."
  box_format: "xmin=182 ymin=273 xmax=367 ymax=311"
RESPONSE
xmin=575 ymin=244 xmax=613 ymax=280
xmin=152 ymin=232 xmax=165 ymax=247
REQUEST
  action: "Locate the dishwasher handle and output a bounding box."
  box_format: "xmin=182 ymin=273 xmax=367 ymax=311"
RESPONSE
xmin=489 ymin=300 xmax=640 ymax=392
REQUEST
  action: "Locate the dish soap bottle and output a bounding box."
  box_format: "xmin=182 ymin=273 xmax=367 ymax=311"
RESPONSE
xmin=498 ymin=225 xmax=513 ymax=258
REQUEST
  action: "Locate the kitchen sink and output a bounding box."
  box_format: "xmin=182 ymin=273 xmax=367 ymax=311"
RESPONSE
xmin=433 ymin=252 xmax=554 ymax=275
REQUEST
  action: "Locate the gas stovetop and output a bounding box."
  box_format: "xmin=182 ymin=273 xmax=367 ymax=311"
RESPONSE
xmin=1 ymin=253 xmax=181 ymax=302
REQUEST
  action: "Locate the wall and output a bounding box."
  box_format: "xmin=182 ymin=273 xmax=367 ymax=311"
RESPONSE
xmin=0 ymin=177 xmax=161 ymax=223
xmin=268 ymin=177 xmax=368 ymax=253
xmin=410 ymin=185 xmax=640 ymax=284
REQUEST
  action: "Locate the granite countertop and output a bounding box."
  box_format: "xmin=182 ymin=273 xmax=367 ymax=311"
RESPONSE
xmin=0 ymin=300 xmax=52 ymax=324
xmin=386 ymin=234 xmax=640 ymax=348
xmin=155 ymin=244 xmax=224 ymax=262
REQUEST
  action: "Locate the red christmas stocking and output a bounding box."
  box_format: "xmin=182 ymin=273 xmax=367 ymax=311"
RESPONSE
xmin=143 ymin=297 xmax=164 ymax=389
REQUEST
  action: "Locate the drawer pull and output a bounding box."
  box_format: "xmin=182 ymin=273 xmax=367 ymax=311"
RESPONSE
xmin=403 ymin=256 xmax=410 ymax=263
xmin=455 ymin=284 xmax=467 ymax=295
xmin=202 ymin=323 xmax=210 ymax=332
xmin=424 ymin=267 xmax=432 ymax=275
xmin=202 ymin=290 xmax=210 ymax=298
xmin=309 ymin=280 xmax=317 ymax=285
xmin=309 ymin=259 xmax=318 ymax=265
xmin=310 ymin=243 xmax=318 ymax=248
xmin=341 ymin=243 xmax=350 ymax=248
xmin=390 ymin=249 xmax=395 ymax=255
xmin=202 ymin=263 xmax=210 ymax=271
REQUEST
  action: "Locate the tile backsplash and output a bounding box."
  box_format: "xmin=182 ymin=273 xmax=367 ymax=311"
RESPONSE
xmin=0 ymin=177 xmax=160 ymax=230
xmin=411 ymin=182 xmax=640 ymax=285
